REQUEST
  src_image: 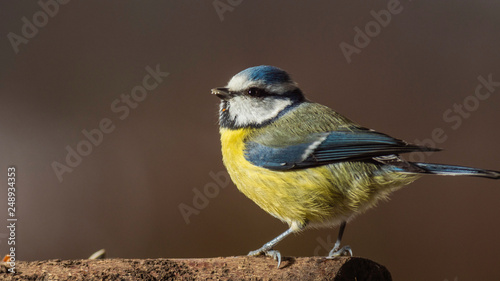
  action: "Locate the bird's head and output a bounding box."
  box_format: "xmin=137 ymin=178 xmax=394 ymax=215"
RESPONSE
xmin=212 ymin=65 xmax=305 ymax=129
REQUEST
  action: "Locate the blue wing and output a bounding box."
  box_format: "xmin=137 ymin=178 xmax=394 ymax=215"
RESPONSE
xmin=244 ymin=130 xmax=439 ymax=170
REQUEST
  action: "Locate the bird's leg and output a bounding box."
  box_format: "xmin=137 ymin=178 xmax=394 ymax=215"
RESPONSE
xmin=326 ymin=221 xmax=353 ymax=258
xmin=248 ymin=227 xmax=295 ymax=268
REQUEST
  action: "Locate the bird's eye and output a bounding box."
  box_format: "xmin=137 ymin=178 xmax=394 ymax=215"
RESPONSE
xmin=248 ymin=88 xmax=265 ymax=97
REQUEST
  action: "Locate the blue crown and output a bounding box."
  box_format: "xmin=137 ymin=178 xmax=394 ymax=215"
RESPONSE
xmin=237 ymin=65 xmax=292 ymax=85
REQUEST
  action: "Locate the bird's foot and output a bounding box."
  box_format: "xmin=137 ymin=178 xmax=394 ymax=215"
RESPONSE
xmin=326 ymin=245 xmax=352 ymax=259
xmin=248 ymin=248 xmax=282 ymax=268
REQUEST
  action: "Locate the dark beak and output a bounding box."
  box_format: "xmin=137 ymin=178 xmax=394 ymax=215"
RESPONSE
xmin=211 ymin=87 xmax=231 ymax=100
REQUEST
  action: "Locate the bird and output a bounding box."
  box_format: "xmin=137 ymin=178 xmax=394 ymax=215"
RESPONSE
xmin=211 ymin=65 xmax=500 ymax=267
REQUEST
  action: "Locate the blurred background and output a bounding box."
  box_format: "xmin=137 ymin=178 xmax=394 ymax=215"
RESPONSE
xmin=1 ymin=1 xmax=499 ymax=280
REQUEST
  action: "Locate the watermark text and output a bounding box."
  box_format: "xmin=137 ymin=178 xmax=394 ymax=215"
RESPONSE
xmin=7 ymin=0 xmax=71 ymax=54
xmin=6 ymin=167 xmax=17 ymax=273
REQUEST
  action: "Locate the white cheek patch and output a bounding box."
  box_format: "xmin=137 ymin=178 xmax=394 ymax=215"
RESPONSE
xmin=228 ymin=96 xmax=293 ymax=126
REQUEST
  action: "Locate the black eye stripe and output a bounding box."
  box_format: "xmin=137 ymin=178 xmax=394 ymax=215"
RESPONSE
xmin=229 ymin=88 xmax=304 ymax=101
xmin=247 ymin=87 xmax=268 ymax=98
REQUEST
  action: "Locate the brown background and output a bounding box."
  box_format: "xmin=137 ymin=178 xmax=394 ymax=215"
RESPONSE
xmin=1 ymin=1 xmax=499 ymax=280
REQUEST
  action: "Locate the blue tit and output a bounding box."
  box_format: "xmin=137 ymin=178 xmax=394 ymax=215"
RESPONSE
xmin=211 ymin=65 xmax=500 ymax=267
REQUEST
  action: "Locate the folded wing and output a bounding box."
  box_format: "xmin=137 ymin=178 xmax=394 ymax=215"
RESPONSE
xmin=244 ymin=129 xmax=439 ymax=170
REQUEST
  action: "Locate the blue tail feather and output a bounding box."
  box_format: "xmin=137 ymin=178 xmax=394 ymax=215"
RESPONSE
xmin=410 ymin=162 xmax=500 ymax=179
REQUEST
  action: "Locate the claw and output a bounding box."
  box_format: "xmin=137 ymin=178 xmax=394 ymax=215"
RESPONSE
xmin=248 ymin=249 xmax=282 ymax=268
xmin=326 ymin=245 xmax=352 ymax=259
